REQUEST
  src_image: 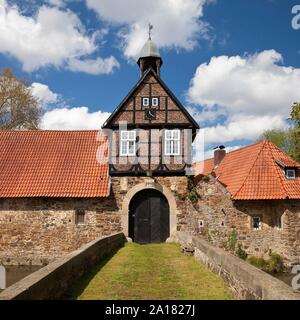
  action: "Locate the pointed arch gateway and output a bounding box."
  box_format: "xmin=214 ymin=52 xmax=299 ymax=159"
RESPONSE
xmin=121 ymin=180 xmax=178 ymax=243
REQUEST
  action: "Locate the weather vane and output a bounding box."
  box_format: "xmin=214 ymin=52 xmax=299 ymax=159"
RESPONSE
xmin=148 ymin=23 xmax=153 ymax=40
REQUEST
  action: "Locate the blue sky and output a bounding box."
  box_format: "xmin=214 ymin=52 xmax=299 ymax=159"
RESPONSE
xmin=1 ymin=0 xmax=300 ymax=158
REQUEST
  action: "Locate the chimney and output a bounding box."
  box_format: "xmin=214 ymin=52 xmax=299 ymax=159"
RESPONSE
xmin=214 ymin=147 xmax=226 ymax=168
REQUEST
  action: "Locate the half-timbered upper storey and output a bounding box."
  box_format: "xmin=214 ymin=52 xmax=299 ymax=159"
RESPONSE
xmin=102 ymin=38 xmax=199 ymax=176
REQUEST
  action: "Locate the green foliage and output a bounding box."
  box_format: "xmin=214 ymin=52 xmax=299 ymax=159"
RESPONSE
xmin=202 ymin=175 xmax=210 ymax=183
xmin=289 ymin=102 xmax=300 ymax=127
xmin=257 ymin=129 xmax=291 ymax=152
xmin=247 ymin=252 xmax=283 ymax=274
xmin=257 ymin=103 xmax=300 ymax=162
xmin=288 ymin=103 xmax=300 ymax=162
xmin=227 ymin=229 xmax=238 ymax=252
xmin=265 ymin=253 xmax=283 ymax=273
xmin=248 ymin=256 xmax=268 ymax=269
xmin=173 ymin=190 xmax=187 ymax=201
xmin=235 ymin=243 xmax=248 ymax=260
xmin=174 ymin=177 xmax=200 ymax=204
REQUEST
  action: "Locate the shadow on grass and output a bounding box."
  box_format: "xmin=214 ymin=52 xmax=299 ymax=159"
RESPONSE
xmin=63 ymin=243 xmax=126 ymax=300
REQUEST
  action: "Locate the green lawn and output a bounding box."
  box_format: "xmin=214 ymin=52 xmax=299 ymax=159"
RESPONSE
xmin=66 ymin=243 xmax=235 ymax=300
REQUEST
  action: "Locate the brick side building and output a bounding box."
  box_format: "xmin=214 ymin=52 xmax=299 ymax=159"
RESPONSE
xmin=0 ymin=38 xmax=299 ymax=266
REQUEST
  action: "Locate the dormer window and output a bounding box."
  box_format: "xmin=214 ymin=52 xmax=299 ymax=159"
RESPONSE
xmin=120 ymin=131 xmax=136 ymax=156
xmin=286 ymin=169 xmax=296 ymax=180
xmin=142 ymin=97 xmax=149 ymax=107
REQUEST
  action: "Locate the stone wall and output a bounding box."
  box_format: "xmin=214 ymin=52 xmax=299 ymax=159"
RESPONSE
xmin=0 ymin=173 xmax=299 ymax=266
xmin=0 ymin=197 xmax=122 ymax=265
xmin=183 ymin=234 xmax=300 ymax=300
xmin=0 ymin=233 xmax=126 ymax=300
xmin=176 ymin=176 xmax=300 ymax=265
xmin=0 ymin=176 xmax=187 ymax=264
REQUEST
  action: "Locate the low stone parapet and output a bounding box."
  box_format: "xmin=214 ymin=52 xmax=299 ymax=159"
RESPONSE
xmin=0 ymin=233 xmax=126 ymax=300
xmin=188 ymin=235 xmax=300 ymax=300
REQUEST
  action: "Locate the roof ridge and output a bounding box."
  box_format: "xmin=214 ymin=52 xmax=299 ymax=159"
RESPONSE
xmin=232 ymin=141 xmax=266 ymax=199
xmin=267 ymin=142 xmax=289 ymax=199
xmin=267 ymin=140 xmax=300 ymax=167
xmin=203 ymin=141 xmax=265 ymax=162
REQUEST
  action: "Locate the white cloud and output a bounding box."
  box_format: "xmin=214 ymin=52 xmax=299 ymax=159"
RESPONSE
xmin=204 ymin=115 xmax=286 ymax=144
xmin=68 ymin=57 xmax=120 ymax=75
xmin=188 ymin=50 xmax=300 ymax=144
xmin=86 ymin=0 xmax=211 ymax=58
xmin=30 ymin=82 xmax=58 ymax=107
xmin=0 ymin=0 xmax=119 ymax=74
xmin=41 ymin=106 xmax=110 ymax=130
xmin=188 ymin=50 xmax=299 ymax=118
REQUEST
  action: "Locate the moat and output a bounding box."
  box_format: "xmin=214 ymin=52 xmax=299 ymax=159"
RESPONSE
xmin=0 ymin=265 xmax=41 ymax=292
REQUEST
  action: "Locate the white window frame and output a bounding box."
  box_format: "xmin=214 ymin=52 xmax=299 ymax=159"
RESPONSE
xmin=152 ymin=97 xmax=159 ymax=107
xmin=164 ymin=130 xmax=181 ymax=156
xmin=142 ymin=97 xmax=150 ymax=107
xmin=286 ymin=169 xmax=296 ymax=180
xmin=120 ymin=131 xmax=136 ymax=156
xmin=252 ymin=216 xmax=262 ymax=231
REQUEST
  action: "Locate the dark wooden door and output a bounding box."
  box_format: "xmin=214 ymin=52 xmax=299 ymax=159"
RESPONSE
xmin=129 ymin=189 xmax=169 ymax=244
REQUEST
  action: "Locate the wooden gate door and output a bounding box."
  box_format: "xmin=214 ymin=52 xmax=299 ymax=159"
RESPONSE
xmin=129 ymin=189 xmax=170 ymax=244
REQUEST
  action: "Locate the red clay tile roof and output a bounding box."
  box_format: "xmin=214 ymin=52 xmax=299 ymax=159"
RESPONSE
xmin=195 ymin=141 xmax=300 ymax=200
xmin=0 ymin=130 xmax=109 ymax=198
xmin=193 ymin=158 xmax=214 ymax=177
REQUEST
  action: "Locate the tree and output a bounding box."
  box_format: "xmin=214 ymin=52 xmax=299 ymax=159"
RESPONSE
xmin=258 ymin=129 xmax=293 ymax=155
xmin=0 ymin=68 xmax=40 ymax=130
xmin=289 ymin=102 xmax=300 ymax=127
xmin=288 ymin=103 xmax=300 ymax=162
xmin=258 ymin=103 xmax=300 ymax=162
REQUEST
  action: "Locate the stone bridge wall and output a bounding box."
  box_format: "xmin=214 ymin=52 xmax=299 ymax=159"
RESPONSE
xmin=0 ymin=233 xmax=126 ymax=300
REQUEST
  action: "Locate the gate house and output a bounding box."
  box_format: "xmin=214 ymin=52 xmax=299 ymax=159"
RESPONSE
xmin=102 ymin=37 xmax=199 ymax=244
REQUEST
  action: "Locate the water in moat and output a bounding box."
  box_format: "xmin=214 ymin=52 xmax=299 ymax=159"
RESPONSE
xmin=0 ymin=265 xmax=42 ymax=292
xmin=274 ymin=272 xmax=297 ymax=289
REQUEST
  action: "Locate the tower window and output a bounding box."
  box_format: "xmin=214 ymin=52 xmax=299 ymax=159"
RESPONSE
xmin=120 ymin=131 xmax=136 ymax=156
xmin=286 ymin=169 xmax=296 ymax=180
xmin=142 ymin=97 xmax=150 ymax=107
xmin=152 ymin=97 xmax=159 ymax=107
xmin=75 ymin=209 xmax=86 ymax=225
xmin=165 ymin=130 xmax=180 ymax=156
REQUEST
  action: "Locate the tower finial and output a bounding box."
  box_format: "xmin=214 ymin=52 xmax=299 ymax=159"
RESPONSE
xmin=148 ymin=23 xmax=153 ymax=40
